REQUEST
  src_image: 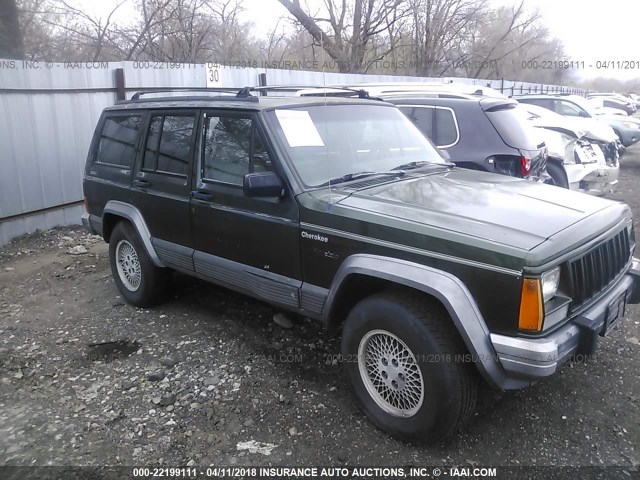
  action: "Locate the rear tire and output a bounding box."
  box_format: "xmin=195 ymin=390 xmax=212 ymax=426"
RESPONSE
xmin=545 ymin=162 xmax=569 ymax=189
xmin=108 ymin=221 xmax=170 ymax=307
xmin=341 ymin=290 xmax=478 ymax=444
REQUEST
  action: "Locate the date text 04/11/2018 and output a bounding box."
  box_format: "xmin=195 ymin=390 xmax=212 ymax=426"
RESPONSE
xmin=521 ymin=60 xmax=640 ymax=70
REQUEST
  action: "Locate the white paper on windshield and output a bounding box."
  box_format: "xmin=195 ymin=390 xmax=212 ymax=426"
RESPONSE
xmin=274 ymin=109 xmax=325 ymax=147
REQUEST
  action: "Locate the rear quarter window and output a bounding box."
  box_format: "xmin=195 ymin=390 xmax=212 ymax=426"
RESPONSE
xmin=433 ymin=108 xmax=458 ymax=146
xmin=485 ymin=106 xmax=543 ymax=150
xmin=400 ymin=106 xmax=434 ymax=139
xmin=96 ymin=115 xmax=143 ymax=167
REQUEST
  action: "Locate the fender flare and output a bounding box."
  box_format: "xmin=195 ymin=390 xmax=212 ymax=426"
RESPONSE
xmin=323 ymin=254 xmax=529 ymax=390
xmin=103 ymin=201 xmax=164 ymax=267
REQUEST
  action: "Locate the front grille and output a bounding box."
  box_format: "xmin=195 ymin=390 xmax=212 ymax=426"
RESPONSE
xmin=568 ymin=229 xmax=631 ymax=310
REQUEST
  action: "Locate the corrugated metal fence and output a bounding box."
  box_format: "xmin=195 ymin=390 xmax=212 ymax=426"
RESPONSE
xmin=0 ymin=59 xmax=588 ymax=246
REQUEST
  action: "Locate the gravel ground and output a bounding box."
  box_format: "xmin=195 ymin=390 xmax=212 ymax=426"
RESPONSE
xmin=1 ymin=145 xmax=639 ymax=476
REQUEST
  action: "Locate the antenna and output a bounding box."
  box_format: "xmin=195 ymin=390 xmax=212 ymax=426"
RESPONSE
xmin=320 ymin=34 xmax=333 ymax=204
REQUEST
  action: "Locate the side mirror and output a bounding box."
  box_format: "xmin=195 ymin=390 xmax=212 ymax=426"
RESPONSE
xmin=579 ymin=110 xmax=591 ymax=118
xmin=438 ymin=148 xmax=451 ymax=161
xmin=243 ymin=172 xmax=285 ymax=198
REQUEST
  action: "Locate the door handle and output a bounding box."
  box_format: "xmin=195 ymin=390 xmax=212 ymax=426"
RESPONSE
xmin=191 ymin=190 xmax=213 ymax=201
xmin=133 ymin=179 xmax=151 ymax=188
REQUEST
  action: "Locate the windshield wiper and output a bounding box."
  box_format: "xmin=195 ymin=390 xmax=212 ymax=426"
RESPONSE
xmin=317 ymin=170 xmax=406 ymax=188
xmin=391 ymin=161 xmax=455 ymax=171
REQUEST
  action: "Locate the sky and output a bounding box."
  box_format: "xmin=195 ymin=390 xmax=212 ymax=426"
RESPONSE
xmin=487 ymin=0 xmax=638 ymax=80
xmin=72 ymin=0 xmax=639 ymax=80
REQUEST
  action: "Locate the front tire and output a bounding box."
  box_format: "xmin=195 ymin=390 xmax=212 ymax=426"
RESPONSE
xmin=341 ymin=290 xmax=477 ymax=444
xmin=109 ymin=221 xmax=170 ymax=307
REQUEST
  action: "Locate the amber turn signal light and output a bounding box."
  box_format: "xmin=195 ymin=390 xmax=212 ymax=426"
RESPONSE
xmin=518 ymin=277 xmax=543 ymax=331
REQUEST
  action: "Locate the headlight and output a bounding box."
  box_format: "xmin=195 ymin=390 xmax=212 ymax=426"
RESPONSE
xmin=541 ymin=267 xmax=561 ymax=302
xmin=559 ymin=133 xmax=574 ymax=148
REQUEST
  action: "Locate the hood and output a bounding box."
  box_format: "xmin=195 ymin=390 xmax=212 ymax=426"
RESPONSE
xmin=595 ymin=107 xmax=629 ymax=116
xmin=600 ymin=114 xmax=640 ymax=126
xmin=334 ymin=169 xmax=615 ymax=252
xmin=527 ymin=117 xmax=584 ymax=139
xmin=570 ymin=117 xmax=618 ymax=143
xmin=517 ymin=103 xmax=585 ymax=138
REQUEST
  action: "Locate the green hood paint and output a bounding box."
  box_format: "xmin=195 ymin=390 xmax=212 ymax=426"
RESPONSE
xmin=302 ymin=169 xmax=629 ymax=270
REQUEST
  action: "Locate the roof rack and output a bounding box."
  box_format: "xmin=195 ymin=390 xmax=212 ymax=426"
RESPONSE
xmin=368 ymin=90 xmax=474 ymax=99
xmin=125 ymin=85 xmax=381 ymax=104
xmin=250 ymin=85 xmax=374 ymax=99
xmin=128 ymin=87 xmax=258 ymax=102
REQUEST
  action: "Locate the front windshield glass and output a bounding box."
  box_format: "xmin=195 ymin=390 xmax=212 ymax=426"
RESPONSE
xmin=266 ymin=104 xmax=447 ymax=188
xmin=568 ymin=96 xmax=598 ymax=116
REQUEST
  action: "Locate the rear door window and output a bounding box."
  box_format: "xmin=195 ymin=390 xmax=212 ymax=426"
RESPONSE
xmin=143 ymin=114 xmax=196 ymax=176
xmin=96 ymin=115 xmax=143 ymax=167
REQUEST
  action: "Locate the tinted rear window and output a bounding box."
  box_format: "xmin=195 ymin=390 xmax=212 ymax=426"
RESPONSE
xmin=96 ymin=115 xmax=142 ymax=167
xmin=400 ymin=106 xmax=434 ymax=139
xmin=485 ymin=106 xmax=543 ymax=150
xmin=434 ymin=108 xmax=458 ymax=146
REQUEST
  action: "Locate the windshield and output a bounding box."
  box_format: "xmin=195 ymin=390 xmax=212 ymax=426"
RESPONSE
xmin=266 ymin=104 xmax=447 ymax=188
xmin=566 ymin=96 xmax=598 ymax=116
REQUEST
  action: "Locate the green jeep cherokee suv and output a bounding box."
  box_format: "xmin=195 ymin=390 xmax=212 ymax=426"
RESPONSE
xmin=82 ymin=88 xmax=640 ymax=443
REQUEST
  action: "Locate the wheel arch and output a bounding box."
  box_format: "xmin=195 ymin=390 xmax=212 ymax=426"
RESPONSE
xmin=102 ymin=201 xmax=164 ymax=267
xmin=545 ymin=158 xmax=569 ymax=188
xmin=322 ymin=254 xmax=527 ymax=389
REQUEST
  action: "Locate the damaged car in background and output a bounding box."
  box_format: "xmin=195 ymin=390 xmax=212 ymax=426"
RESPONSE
xmin=514 ymin=94 xmax=625 ymax=162
xmin=519 ymin=103 xmax=618 ymax=195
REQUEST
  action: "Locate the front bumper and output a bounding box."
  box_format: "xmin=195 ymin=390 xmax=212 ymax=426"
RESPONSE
xmin=490 ymin=261 xmax=640 ymax=383
xmin=566 ymin=162 xmax=619 ymax=196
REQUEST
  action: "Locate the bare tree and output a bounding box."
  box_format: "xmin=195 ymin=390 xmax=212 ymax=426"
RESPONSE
xmin=130 ymin=0 xmax=257 ymax=62
xmin=111 ymin=0 xmax=176 ymax=60
xmin=16 ymin=0 xmax=53 ymax=60
xmin=409 ymin=0 xmax=488 ymax=76
xmin=464 ymin=1 xmax=549 ymax=78
xmin=15 ymin=0 xmax=571 ymax=86
xmin=18 ymin=0 xmax=260 ymax=63
xmin=276 ymin=0 xmax=409 ymax=73
xmin=1 ymin=0 xmax=25 ymax=58
xmin=258 ymin=18 xmax=293 ymax=65
xmin=37 ymin=0 xmax=128 ymax=61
